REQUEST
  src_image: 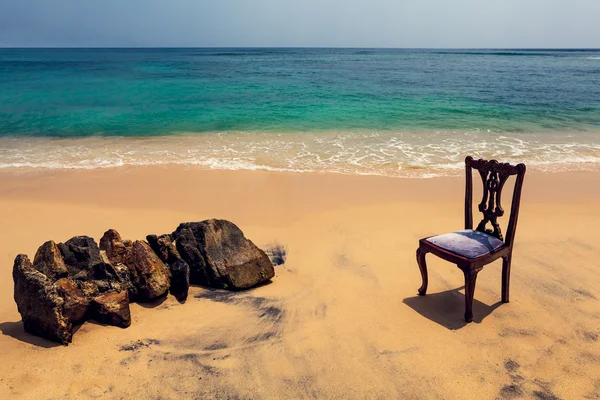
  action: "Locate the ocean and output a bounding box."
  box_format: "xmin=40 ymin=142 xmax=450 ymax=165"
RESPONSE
xmin=1 ymin=48 xmax=599 ymax=176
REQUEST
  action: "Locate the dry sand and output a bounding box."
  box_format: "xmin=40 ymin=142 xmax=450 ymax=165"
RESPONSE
xmin=0 ymin=167 xmax=599 ymax=399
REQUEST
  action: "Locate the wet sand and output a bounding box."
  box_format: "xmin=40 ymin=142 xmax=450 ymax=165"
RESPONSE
xmin=0 ymin=167 xmax=599 ymax=399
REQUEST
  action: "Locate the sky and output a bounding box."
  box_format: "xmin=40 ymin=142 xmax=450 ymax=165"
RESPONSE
xmin=1 ymin=0 xmax=599 ymax=48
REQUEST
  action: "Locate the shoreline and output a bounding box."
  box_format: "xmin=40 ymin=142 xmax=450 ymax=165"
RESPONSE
xmin=1 ymin=167 xmax=599 ymax=399
xmin=2 ymin=131 xmax=600 ymax=177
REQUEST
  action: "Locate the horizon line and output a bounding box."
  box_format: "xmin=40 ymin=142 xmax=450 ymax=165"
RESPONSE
xmin=1 ymin=46 xmax=600 ymax=50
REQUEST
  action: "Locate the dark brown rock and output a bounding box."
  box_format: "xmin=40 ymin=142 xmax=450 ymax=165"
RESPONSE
xmin=168 ymin=259 xmax=190 ymax=301
xmin=101 ymin=230 xmax=171 ymax=301
xmin=54 ymin=278 xmax=89 ymax=323
xmin=90 ymin=291 xmax=131 ymax=328
xmin=147 ymin=234 xmax=190 ymax=301
xmin=173 ymin=227 xmax=209 ymax=284
xmin=101 ymin=229 xmax=170 ymax=301
xmin=129 ymin=240 xmax=170 ymax=301
xmin=59 ymin=236 xmax=121 ymax=288
xmin=59 ymin=236 xmax=104 ymax=277
xmin=147 ymin=234 xmax=175 ymax=263
xmin=110 ymin=262 xmax=135 ymax=298
xmin=76 ymin=280 xmax=100 ymax=300
xmin=100 ymin=229 xmax=133 ymax=265
xmin=33 ymin=240 xmax=68 ymax=280
xmin=13 ymin=254 xmax=79 ymax=344
xmin=173 ymin=219 xmax=275 ymax=290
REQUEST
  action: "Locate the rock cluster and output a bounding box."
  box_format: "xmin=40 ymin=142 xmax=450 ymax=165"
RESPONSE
xmin=12 ymin=219 xmax=275 ymax=344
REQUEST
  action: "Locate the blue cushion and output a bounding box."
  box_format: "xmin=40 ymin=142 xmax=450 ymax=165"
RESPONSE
xmin=425 ymin=229 xmax=505 ymax=259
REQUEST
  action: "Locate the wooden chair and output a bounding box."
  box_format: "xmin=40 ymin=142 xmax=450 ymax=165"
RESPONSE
xmin=416 ymin=156 xmax=526 ymax=322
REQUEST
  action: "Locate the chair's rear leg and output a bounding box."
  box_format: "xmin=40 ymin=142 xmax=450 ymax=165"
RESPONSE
xmin=416 ymin=247 xmax=428 ymax=295
xmin=502 ymin=255 xmax=512 ymax=303
xmin=463 ymin=269 xmax=479 ymax=323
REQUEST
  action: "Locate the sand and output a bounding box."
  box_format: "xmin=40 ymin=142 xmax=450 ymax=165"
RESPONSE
xmin=0 ymin=167 xmax=599 ymax=399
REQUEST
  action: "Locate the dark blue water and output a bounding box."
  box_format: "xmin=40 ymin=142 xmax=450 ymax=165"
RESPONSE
xmin=1 ymin=48 xmax=599 ymax=137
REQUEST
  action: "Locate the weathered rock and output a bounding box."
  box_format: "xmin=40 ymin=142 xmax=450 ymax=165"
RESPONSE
xmin=129 ymin=240 xmax=170 ymax=301
xmin=13 ymin=255 xmax=81 ymax=344
xmin=100 ymin=229 xmax=133 ymax=265
xmin=90 ymin=291 xmax=131 ymax=328
xmin=173 ymin=227 xmax=209 ymax=284
xmin=33 ymin=240 xmax=68 ymax=280
xmin=173 ymin=219 xmax=275 ymax=290
xmin=99 ymin=231 xmax=136 ymax=297
xmin=111 ymin=262 xmax=135 ymax=297
xmin=54 ymin=278 xmax=89 ymax=323
xmin=101 ymin=229 xmax=170 ymax=301
xmin=147 ymin=234 xmax=178 ymax=263
xmin=168 ymin=259 xmax=190 ymax=301
xmin=76 ymin=280 xmax=100 ymax=300
xmin=147 ymin=234 xmax=190 ymax=301
xmin=59 ymin=236 xmax=121 ymax=289
xmin=59 ymin=236 xmax=104 ymax=277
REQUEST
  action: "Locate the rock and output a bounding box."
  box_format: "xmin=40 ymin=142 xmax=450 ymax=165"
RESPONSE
xmin=100 ymin=230 xmax=156 ymax=300
xmin=13 ymin=254 xmax=80 ymax=344
xmin=59 ymin=236 xmax=121 ymax=289
xmin=99 ymin=231 xmax=136 ymax=298
xmin=172 ymin=219 xmax=275 ymax=290
xmin=147 ymin=234 xmax=190 ymax=302
xmin=147 ymin=234 xmax=180 ymax=264
xmin=111 ymin=262 xmax=135 ymax=298
xmin=101 ymin=230 xmax=170 ymax=301
xmin=76 ymin=280 xmax=100 ymax=300
xmin=54 ymin=278 xmax=89 ymax=323
xmin=129 ymin=240 xmax=170 ymax=301
xmin=169 ymin=259 xmax=190 ymax=301
xmin=100 ymin=229 xmax=133 ymax=265
xmin=173 ymin=227 xmax=210 ymax=284
xmin=59 ymin=236 xmax=105 ymax=277
xmin=90 ymin=291 xmax=131 ymax=328
xmin=33 ymin=240 xmax=68 ymax=280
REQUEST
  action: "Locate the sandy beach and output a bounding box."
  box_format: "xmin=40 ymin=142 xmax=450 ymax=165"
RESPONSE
xmin=0 ymin=166 xmax=599 ymax=399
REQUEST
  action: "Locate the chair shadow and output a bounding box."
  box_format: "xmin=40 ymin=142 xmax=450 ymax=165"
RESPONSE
xmin=403 ymin=286 xmax=502 ymax=330
xmin=0 ymin=321 xmax=62 ymax=348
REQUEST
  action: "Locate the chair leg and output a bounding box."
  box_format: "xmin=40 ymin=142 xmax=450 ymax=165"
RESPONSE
xmin=502 ymin=255 xmax=512 ymax=303
xmin=463 ymin=269 xmax=478 ymax=323
xmin=416 ymin=247 xmax=428 ymax=295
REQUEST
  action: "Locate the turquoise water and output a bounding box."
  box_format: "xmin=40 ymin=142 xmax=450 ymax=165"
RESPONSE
xmin=1 ymin=48 xmax=600 ymax=175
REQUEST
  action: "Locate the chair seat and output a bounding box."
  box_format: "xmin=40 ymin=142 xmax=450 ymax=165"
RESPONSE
xmin=425 ymin=229 xmax=505 ymax=259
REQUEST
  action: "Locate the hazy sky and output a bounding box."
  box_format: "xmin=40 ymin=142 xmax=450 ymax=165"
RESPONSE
xmin=1 ymin=0 xmax=599 ymax=48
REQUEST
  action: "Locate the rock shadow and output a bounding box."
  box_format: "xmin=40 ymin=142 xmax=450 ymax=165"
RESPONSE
xmin=0 ymin=321 xmax=62 ymax=348
xmin=195 ymin=287 xmax=285 ymax=344
xmin=403 ymin=286 xmax=502 ymax=330
xmin=137 ymin=294 xmax=168 ymax=309
xmin=193 ymin=280 xmax=273 ymax=298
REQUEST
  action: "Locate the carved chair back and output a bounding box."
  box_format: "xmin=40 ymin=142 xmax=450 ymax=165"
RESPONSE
xmin=464 ymin=156 xmax=526 ymax=246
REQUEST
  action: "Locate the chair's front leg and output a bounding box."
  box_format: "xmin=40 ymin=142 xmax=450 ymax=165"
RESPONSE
xmin=502 ymin=255 xmax=512 ymax=303
xmin=416 ymin=247 xmax=428 ymax=295
xmin=463 ymin=268 xmax=479 ymax=323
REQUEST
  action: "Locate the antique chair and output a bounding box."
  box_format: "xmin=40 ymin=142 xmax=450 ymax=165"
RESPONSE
xmin=416 ymin=156 xmax=526 ymax=322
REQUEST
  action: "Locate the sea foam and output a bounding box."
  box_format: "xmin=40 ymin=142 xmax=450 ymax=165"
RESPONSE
xmin=1 ymin=130 xmax=600 ymax=177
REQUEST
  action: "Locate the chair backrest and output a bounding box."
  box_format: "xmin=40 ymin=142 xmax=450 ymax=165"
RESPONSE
xmin=464 ymin=156 xmax=526 ymax=246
